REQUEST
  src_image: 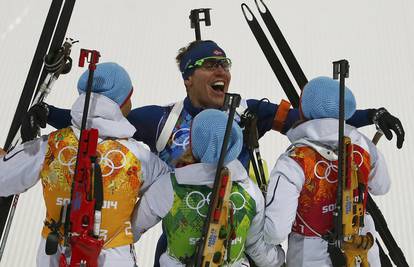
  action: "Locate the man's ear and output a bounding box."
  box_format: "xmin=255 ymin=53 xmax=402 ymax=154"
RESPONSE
xmin=184 ymin=76 xmax=192 ymax=88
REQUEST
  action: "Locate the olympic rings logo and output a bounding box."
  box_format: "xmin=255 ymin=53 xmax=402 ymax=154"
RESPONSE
xmin=57 ymin=145 xmax=78 ymax=174
xmin=313 ymin=151 xmax=364 ymax=183
xmin=99 ymin=149 xmax=127 ymax=177
xmin=57 ymin=143 xmax=127 ymax=177
xmin=171 ymin=128 xmax=190 ymax=149
xmin=185 ymin=190 xmax=246 ymax=218
xmin=314 ymin=161 xmax=338 ymax=183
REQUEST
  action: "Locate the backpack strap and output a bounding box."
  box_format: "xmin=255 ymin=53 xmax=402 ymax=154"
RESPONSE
xmin=156 ymin=100 xmax=184 ymax=153
xmin=156 ymin=99 xmax=247 ymax=153
xmin=288 ymin=138 xmax=338 ymax=161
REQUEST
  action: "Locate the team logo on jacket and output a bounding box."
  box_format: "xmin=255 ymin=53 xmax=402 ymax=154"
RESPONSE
xmin=185 ymin=190 xmax=246 ymax=217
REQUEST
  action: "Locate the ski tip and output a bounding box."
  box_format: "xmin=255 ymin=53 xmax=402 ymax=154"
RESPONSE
xmin=241 ymin=3 xmax=255 ymax=21
xmin=254 ymin=0 xmax=268 ymax=14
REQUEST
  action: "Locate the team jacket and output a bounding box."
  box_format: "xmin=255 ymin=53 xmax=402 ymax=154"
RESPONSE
xmin=132 ymin=160 xmax=285 ymax=267
xmin=0 ymin=93 xmax=169 ymax=266
xmin=264 ymin=118 xmax=390 ymax=267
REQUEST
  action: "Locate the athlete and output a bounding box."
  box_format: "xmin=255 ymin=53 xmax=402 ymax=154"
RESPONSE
xmin=0 ymin=62 xmax=169 ymax=266
xmin=264 ymin=77 xmax=390 ymax=266
xmin=132 ymin=109 xmax=285 ymax=267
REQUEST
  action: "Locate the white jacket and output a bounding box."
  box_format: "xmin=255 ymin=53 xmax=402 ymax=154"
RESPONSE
xmin=264 ymin=119 xmax=391 ymax=267
xmin=0 ymin=93 xmax=170 ymax=267
xmin=132 ymin=160 xmax=285 ymax=267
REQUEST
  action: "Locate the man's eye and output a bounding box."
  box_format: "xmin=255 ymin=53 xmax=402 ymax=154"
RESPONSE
xmin=203 ymin=62 xmax=216 ymax=68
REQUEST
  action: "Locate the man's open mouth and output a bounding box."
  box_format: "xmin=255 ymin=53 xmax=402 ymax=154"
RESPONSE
xmin=210 ymin=81 xmax=225 ymax=92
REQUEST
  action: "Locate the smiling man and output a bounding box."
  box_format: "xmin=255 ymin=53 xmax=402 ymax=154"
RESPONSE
xmin=178 ymin=41 xmax=231 ymax=108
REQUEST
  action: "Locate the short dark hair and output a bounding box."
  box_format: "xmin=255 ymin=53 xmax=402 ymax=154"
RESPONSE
xmin=175 ymin=40 xmax=214 ymax=69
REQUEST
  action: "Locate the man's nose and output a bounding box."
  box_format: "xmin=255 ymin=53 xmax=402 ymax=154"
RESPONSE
xmin=214 ymin=64 xmax=226 ymax=73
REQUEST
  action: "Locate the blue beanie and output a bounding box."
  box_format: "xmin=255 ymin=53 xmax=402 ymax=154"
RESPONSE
xmin=301 ymin=76 xmax=356 ymax=120
xmin=180 ymin=40 xmax=226 ymax=80
xmin=191 ymin=109 xmax=242 ymax=165
xmin=77 ymin=62 xmax=133 ymax=106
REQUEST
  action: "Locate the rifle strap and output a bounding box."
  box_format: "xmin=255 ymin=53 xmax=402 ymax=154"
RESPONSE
xmin=156 ymin=100 xmax=183 ymax=153
xmin=272 ymin=99 xmax=291 ymax=132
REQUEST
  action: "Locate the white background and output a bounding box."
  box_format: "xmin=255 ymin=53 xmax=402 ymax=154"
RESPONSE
xmin=0 ymin=0 xmax=413 ymax=266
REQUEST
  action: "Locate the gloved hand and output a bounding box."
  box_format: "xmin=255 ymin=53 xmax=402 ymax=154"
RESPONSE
xmin=20 ymin=102 xmax=49 ymax=142
xmin=369 ymin=107 xmax=405 ymax=149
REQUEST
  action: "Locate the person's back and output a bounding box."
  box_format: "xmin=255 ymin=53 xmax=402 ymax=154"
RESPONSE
xmin=0 ymin=62 xmax=169 ymax=267
xmin=133 ymin=109 xmax=285 ymax=267
xmin=264 ymin=77 xmax=390 ymax=267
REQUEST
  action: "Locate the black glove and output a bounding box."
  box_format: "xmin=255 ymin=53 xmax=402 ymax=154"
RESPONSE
xmin=369 ymin=108 xmax=405 ymax=149
xmin=21 ymin=102 xmax=49 ymax=142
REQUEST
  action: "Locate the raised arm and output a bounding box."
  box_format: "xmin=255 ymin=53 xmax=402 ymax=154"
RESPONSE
xmin=248 ymin=99 xmax=405 ymax=148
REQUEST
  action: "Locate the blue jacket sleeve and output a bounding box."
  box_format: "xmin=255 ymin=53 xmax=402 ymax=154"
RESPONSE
xmin=246 ymin=99 xmax=300 ymax=137
xmin=346 ymin=109 xmax=374 ymax=128
xmin=247 ymin=99 xmax=374 ymax=137
xmin=48 ymin=105 xmax=72 ymax=129
xmin=128 ymin=105 xmax=165 ymax=151
xmin=48 ymin=104 xmax=166 ymax=151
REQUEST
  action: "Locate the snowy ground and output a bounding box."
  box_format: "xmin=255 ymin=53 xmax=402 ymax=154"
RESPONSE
xmin=0 ymin=0 xmax=413 ymax=266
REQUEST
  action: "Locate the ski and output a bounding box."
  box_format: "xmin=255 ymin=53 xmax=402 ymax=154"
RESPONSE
xmin=241 ymin=3 xmax=299 ymax=108
xmin=254 ymin=0 xmax=308 ymax=89
xmin=0 ymin=0 xmax=76 ymax=261
xmin=241 ymin=1 xmax=406 ymax=265
xmin=35 ymin=0 xmax=76 ymax=99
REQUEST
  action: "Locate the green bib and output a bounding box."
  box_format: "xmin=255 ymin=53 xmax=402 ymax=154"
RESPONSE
xmin=163 ymin=173 xmax=256 ymax=264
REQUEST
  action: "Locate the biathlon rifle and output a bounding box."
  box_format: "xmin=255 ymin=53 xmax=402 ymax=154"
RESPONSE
xmin=240 ymin=109 xmax=267 ymax=194
xmin=191 ymin=93 xmax=241 ymax=267
xmin=241 ymin=1 xmax=407 ymax=265
xmin=189 ymin=8 xmax=211 ymax=41
xmin=0 ymin=0 xmax=76 ymax=261
xmin=329 ymin=60 xmax=374 ymax=267
xmin=57 ymin=49 xmax=104 ymax=267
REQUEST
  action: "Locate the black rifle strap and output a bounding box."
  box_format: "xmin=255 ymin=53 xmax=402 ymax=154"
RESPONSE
xmin=241 ymin=4 xmax=299 ymax=108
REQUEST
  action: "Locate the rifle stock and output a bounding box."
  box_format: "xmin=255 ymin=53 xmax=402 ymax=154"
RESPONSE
xmin=196 ymin=167 xmax=232 ymax=266
xmin=192 ymin=93 xmax=241 ymax=267
xmin=58 ymin=49 xmax=103 ymax=267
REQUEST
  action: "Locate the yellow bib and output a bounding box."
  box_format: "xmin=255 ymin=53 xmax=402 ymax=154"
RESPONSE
xmin=40 ymin=127 xmax=142 ymax=248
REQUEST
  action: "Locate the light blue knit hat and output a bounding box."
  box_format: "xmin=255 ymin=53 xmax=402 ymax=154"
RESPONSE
xmin=77 ymin=62 xmax=133 ymax=106
xmin=301 ymin=76 xmax=356 ymax=120
xmin=191 ymin=109 xmax=242 ymax=164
